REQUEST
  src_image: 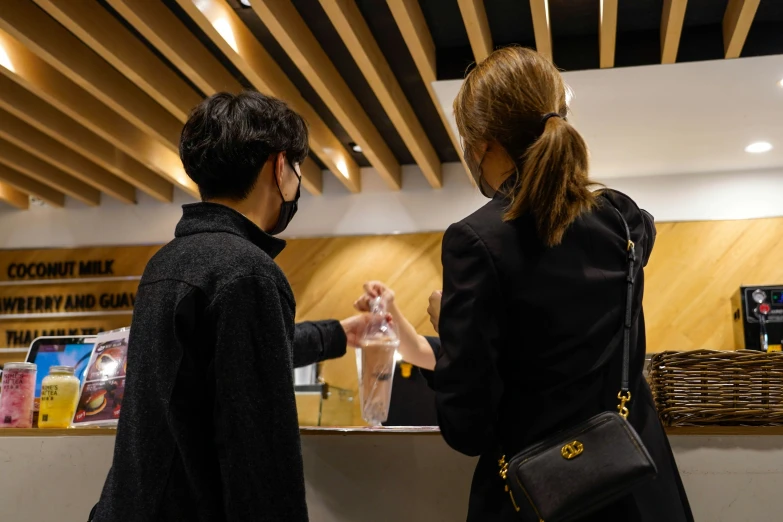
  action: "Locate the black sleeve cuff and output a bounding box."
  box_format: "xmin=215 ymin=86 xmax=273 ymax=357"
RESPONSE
xmin=318 ymin=319 xmax=347 ymax=361
xmin=310 ymin=320 xmax=348 ymax=361
xmin=293 ymin=320 xmax=347 ymax=368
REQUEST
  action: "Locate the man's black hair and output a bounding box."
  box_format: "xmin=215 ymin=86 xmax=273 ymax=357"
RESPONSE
xmin=179 ymin=91 xmax=309 ymax=201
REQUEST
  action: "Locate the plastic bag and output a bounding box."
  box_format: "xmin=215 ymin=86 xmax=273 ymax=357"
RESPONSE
xmin=356 ymin=297 xmax=399 ymax=426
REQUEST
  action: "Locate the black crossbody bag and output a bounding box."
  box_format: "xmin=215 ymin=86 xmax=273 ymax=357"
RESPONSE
xmin=497 ymin=203 xmax=657 ymax=522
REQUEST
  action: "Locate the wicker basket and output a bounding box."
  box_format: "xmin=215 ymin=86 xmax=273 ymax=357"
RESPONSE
xmin=649 ymin=350 xmax=783 ymax=426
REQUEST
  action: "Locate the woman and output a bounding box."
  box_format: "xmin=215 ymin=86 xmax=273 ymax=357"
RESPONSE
xmin=355 ymin=47 xmax=692 ymax=521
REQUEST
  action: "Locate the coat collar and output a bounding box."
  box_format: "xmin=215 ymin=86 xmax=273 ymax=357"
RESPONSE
xmin=175 ymin=202 xmax=286 ymax=259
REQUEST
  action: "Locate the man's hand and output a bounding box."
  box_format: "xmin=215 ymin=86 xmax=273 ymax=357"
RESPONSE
xmin=341 ymin=314 xmax=370 ymax=347
xmin=427 ymin=290 xmax=442 ymax=333
xmin=341 ymin=312 xmax=395 ymax=347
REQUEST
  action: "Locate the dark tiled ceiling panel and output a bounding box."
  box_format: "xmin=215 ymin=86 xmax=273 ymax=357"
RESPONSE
xmin=486 ymin=0 xmax=534 ymax=44
xmin=743 ymin=0 xmax=783 ymax=58
xmin=99 ymin=0 xmax=206 ymax=99
xmin=233 ymin=3 xmax=374 ymax=167
xmin=550 ymin=0 xmax=599 ymax=71
xmin=356 ymin=0 xmax=458 ymax=162
xmin=419 ymin=0 xmax=473 ymax=80
xmin=291 ymin=0 xmax=412 ymax=165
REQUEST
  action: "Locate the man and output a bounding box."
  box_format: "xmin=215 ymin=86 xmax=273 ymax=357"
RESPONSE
xmin=92 ymin=92 xmax=367 ymax=521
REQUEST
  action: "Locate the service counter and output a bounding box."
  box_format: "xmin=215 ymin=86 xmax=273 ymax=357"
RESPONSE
xmin=2 ymin=426 xmax=783 ymax=522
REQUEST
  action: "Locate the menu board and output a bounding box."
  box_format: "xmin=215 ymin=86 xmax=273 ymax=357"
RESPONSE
xmin=72 ymin=328 xmax=129 ymax=427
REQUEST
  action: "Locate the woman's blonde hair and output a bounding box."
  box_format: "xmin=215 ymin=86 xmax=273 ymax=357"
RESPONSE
xmin=454 ymin=46 xmax=596 ymax=247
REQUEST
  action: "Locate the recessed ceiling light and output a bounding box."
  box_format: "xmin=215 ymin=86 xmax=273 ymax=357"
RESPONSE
xmin=239 ymin=0 xmax=252 ymax=6
xmin=745 ymin=141 xmax=773 ymax=153
xmin=350 ymin=143 xmax=362 ymax=153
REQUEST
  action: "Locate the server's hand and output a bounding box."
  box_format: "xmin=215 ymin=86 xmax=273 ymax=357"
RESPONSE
xmin=427 ymin=290 xmax=443 ymax=333
xmin=354 ymin=281 xmax=395 ymax=312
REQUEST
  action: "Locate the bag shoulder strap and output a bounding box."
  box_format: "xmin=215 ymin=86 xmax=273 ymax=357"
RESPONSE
xmin=604 ymin=194 xmax=637 ymax=415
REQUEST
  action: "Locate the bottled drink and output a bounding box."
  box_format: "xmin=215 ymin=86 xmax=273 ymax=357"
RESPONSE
xmin=39 ymin=366 xmax=81 ymax=429
xmin=356 ymin=297 xmax=399 ymax=426
xmin=0 ymin=362 xmax=37 ymax=428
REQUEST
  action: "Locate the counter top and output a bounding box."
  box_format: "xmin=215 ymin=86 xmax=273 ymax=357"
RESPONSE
xmin=3 ymin=425 xmax=783 ymax=437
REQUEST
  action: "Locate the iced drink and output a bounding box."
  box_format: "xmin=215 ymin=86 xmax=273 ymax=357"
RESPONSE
xmin=357 ymin=338 xmax=399 ymax=426
xmin=0 ymin=362 xmax=37 ymax=428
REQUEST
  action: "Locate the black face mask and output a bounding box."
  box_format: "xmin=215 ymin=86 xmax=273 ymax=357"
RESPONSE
xmin=464 ymin=146 xmax=496 ymax=198
xmin=268 ymin=161 xmax=301 ymax=236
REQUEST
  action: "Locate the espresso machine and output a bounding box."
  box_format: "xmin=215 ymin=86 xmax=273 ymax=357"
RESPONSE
xmin=731 ymin=286 xmax=783 ymax=351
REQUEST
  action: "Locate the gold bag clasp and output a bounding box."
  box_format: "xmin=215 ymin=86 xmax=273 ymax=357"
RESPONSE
xmin=561 ymin=440 xmax=584 ymax=460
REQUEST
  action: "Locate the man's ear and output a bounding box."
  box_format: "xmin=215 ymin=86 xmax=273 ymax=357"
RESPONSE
xmin=273 ymin=152 xmax=286 ymax=186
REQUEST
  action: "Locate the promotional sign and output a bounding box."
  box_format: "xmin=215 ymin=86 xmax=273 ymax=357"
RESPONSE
xmin=72 ymin=328 xmax=130 ymax=427
xmin=0 ymin=246 xmax=159 ymax=352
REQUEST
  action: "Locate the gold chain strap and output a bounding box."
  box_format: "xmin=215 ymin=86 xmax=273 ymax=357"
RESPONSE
xmin=498 ymin=456 xmax=521 ymax=513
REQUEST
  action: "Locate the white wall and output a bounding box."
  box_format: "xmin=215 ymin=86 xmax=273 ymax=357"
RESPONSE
xmin=2 ymin=164 xmax=783 ymax=249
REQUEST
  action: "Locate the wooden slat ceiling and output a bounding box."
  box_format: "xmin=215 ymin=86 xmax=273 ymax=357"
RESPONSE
xmin=0 ymin=0 xmax=779 ymax=210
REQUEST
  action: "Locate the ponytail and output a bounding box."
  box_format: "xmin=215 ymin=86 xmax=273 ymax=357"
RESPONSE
xmin=454 ymin=46 xmax=597 ymax=246
xmin=504 ymin=116 xmax=595 ymax=246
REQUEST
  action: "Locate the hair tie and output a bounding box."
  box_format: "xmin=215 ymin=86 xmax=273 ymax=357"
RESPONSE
xmin=541 ymin=112 xmax=562 ymax=123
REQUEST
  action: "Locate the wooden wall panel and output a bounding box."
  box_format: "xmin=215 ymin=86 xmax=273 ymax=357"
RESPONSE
xmin=283 ymin=218 xmax=783 ymax=355
xmin=280 ymin=217 xmax=783 ymax=423
xmin=645 ymin=218 xmax=783 ymax=353
xmin=3 ymin=216 xmax=782 ymax=423
xmin=277 ymin=234 xmax=442 ymax=425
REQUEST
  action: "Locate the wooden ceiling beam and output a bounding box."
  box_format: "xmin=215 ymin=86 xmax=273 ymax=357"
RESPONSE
xmin=319 ymin=0 xmax=442 ymax=188
xmin=529 ymin=0 xmax=553 ymax=61
xmin=457 ymin=0 xmax=493 ymax=63
xmin=0 ymin=163 xmax=65 ymax=208
xmin=110 ymin=0 xmax=322 ymax=196
xmin=107 ymin=0 xmax=241 ymax=95
xmin=299 ymin=157 xmax=323 ymax=196
xmin=388 ymin=0 xmax=437 ymax=86
xmin=0 ymin=28 xmax=198 ymax=198
xmin=251 ymin=0 xmax=401 ymax=190
xmin=32 ymin=0 xmax=202 ymax=123
xmin=0 ymin=108 xmax=136 ymax=204
xmin=0 ymin=0 xmax=181 ymax=149
xmin=0 ymin=75 xmax=172 ymax=203
xmin=0 ymin=138 xmax=100 ymax=207
xmin=599 ymin=0 xmax=618 ymax=68
xmin=0 ymin=182 xmax=29 ymax=210
xmin=661 ymin=0 xmax=688 ymax=64
xmin=723 ymin=0 xmax=761 ymax=59
xmin=388 ymin=0 xmax=471 ymax=182
xmin=175 ymin=0 xmax=358 ymax=193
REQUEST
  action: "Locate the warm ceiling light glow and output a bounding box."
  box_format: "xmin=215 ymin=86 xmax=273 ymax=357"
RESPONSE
xmin=193 ymin=0 xmax=212 ymax=12
xmin=0 ymin=44 xmax=14 ymax=72
xmin=544 ymin=0 xmax=550 ymax=27
xmin=778 ymin=78 xmax=783 ymax=88
xmin=745 ymin=141 xmax=773 ymax=153
xmin=335 ymin=157 xmax=349 ymax=178
xmin=212 ymin=17 xmax=239 ymax=53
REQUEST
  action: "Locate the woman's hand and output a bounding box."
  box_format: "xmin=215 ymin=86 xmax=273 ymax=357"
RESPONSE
xmin=354 ymin=281 xmax=395 ymax=312
xmin=427 ymin=290 xmax=443 ymax=333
